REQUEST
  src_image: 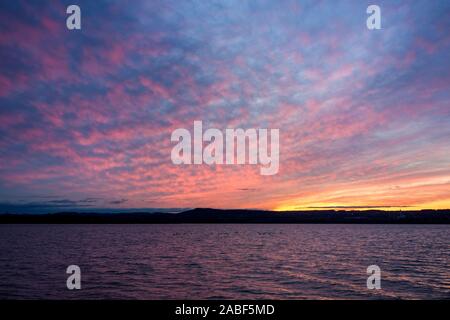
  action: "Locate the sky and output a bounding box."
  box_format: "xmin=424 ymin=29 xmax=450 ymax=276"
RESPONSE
xmin=0 ymin=0 xmax=449 ymax=213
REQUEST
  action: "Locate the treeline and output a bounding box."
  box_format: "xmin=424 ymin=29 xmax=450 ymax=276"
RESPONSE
xmin=0 ymin=208 xmax=449 ymax=224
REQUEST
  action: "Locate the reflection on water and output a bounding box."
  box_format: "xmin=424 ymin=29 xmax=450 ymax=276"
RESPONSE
xmin=0 ymin=224 xmax=448 ymax=299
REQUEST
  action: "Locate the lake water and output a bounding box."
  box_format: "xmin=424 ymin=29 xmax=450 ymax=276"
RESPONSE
xmin=0 ymin=224 xmax=448 ymax=299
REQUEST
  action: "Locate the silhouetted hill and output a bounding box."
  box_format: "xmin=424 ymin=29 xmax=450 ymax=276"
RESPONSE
xmin=0 ymin=208 xmax=449 ymax=224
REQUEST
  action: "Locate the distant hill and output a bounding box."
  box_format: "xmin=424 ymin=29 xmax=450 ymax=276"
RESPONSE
xmin=0 ymin=208 xmax=449 ymax=224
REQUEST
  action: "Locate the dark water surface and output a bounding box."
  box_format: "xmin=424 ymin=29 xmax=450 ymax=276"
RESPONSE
xmin=0 ymin=224 xmax=448 ymax=299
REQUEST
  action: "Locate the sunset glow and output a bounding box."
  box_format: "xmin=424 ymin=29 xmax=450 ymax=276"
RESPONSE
xmin=0 ymin=0 xmax=449 ymax=212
